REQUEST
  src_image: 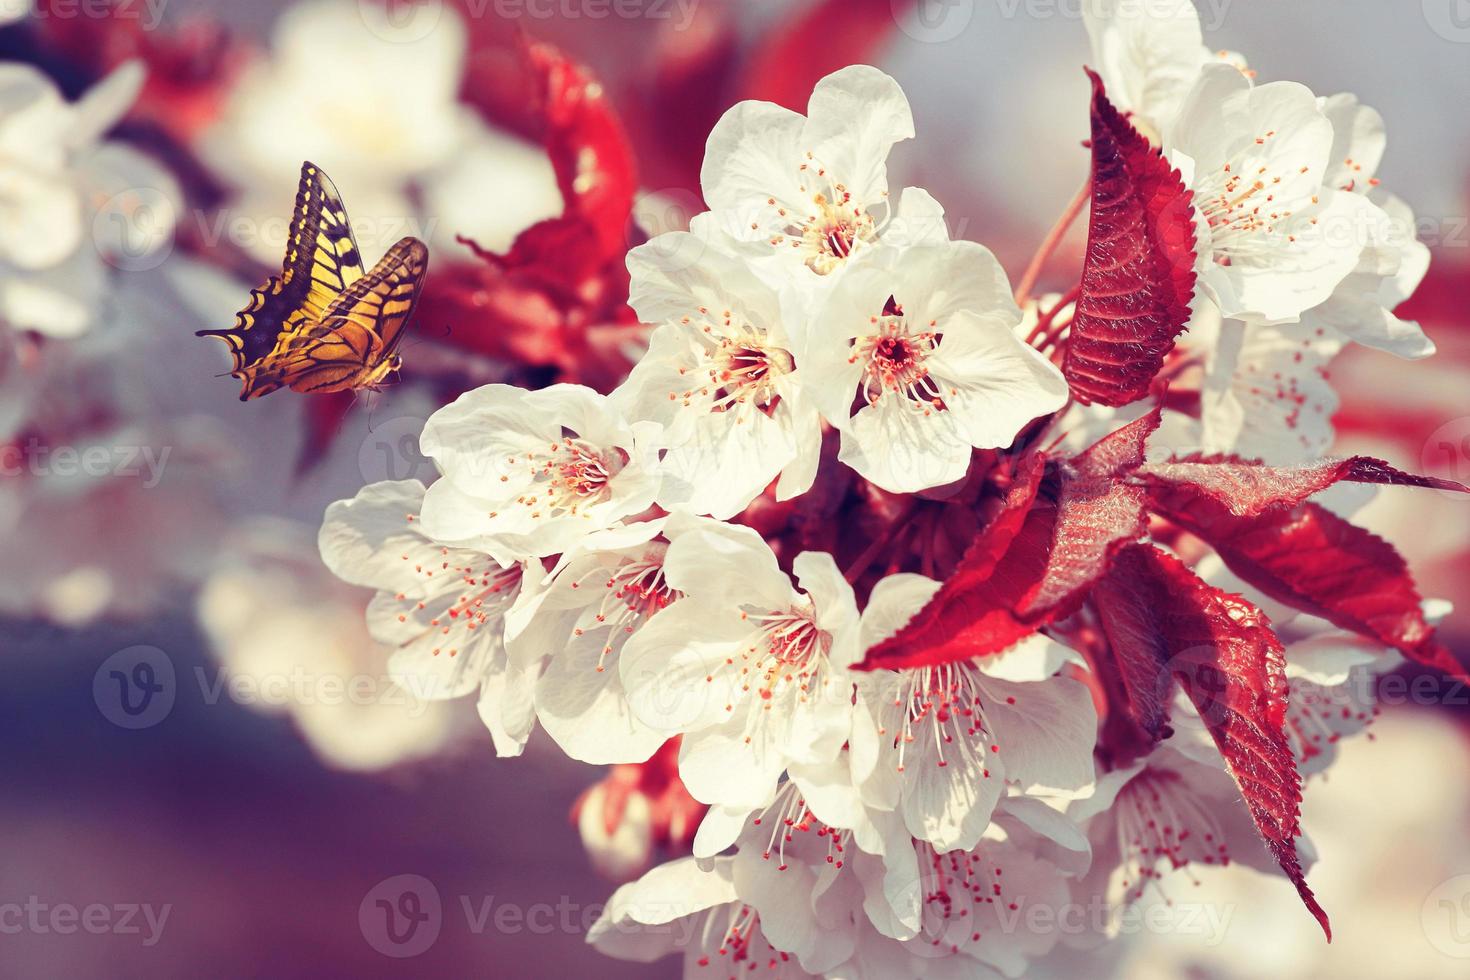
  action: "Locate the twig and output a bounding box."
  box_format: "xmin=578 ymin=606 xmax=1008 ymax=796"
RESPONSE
xmin=1013 ymin=177 xmax=1091 ymax=307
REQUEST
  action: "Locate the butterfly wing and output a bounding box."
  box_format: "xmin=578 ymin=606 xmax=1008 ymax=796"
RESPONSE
xmin=196 ymin=161 xmax=368 ymax=400
xmin=285 ymin=162 xmax=367 ymax=321
xmin=256 ymin=237 xmax=429 ymax=397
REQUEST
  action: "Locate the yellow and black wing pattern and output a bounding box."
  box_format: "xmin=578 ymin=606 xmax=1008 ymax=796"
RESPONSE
xmin=196 ymin=161 xmax=427 ymax=400
xmin=261 ymin=237 xmax=429 ymax=396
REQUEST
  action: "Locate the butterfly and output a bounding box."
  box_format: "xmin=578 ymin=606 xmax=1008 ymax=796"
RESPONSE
xmin=197 ymin=161 xmax=430 ymax=401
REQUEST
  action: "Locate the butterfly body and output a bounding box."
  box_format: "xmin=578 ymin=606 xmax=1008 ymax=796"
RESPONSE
xmin=197 ymin=162 xmax=429 ymax=401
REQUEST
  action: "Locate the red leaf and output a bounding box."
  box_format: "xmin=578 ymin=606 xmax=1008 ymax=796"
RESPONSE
xmin=1094 ymin=544 xmax=1329 ymax=939
xmin=425 ymin=38 xmax=640 ymax=390
xmin=737 ymin=0 xmax=914 ymax=112
xmin=859 ymin=401 xmax=1170 ymax=671
xmin=1022 ymin=402 xmax=1163 ymax=615
xmin=528 ymin=42 xmax=638 ymax=258
xmin=1063 ymin=70 xmax=1196 ymax=407
xmin=1136 ymin=453 xmax=1468 ymax=517
xmin=1151 ymin=490 xmax=1469 ymax=682
xmin=1089 ymin=560 xmax=1174 ymax=747
xmin=856 ymin=455 xmax=1054 ymax=671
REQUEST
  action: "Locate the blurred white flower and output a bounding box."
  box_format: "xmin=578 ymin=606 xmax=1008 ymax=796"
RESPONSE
xmin=1082 ymin=0 xmax=1211 ymax=139
xmin=1282 ymin=631 xmax=1386 ymax=777
xmin=420 ymin=119 xmax=563 ymax=256
xmin=1194 ymin=310 xmax=1345 ymax=464
xmin=1298 ymin=94 xmax=1434 ymax=359
xmin=201 ymin=0 xmax=558 ymax=262
xmin=588 ymin=856 xmax=817 ymax=976
xmin=576 ymin=777 xmax=659 ymax=881
xmin=0 ymin=61 xmax=179 ymax=336
xmin=0 ymin=0 xmax=30 ymax=26
xmin=572 ymin=741 xmax=705 ymax=882
xmin=198 ymin=518 xmax=458 ymax=772
xmin=1068 ymin=744 xmax=1291 ymax=932
xmin=0 ymin=417 xmax=229 ymax=626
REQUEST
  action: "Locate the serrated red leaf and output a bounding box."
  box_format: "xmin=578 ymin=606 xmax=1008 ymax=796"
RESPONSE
xmin=1094 ymin=544 xmax=1329 ymax=938
xmin=1063 ymin=70 xmax=1197 ymax=407
xmin=860 ymin=402 xmax=1170 ymax=671
xmin=1089 ymin=558 xmax=1174 ymax=748
xmin=1151 ymin=490 xmax=1469 ymax=682
xmin=855 ymin=455 xmax=1054 ymax=671
xmin=1022 ymin=402 xmax=1163 ymax=615
xmin=1136 ymin=453 xmax=1469 ymax=517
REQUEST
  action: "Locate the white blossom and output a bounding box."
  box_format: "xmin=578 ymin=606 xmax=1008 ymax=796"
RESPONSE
xmin=803 ymin=242 xmax=1067 ymax=492
xmin=614 ymin=236 xmax=822 ymax=519
xmin=318 ymin=479 xmax=538 ymax=756
xmin=850 ymin=575 xmax=1097 ymax=853
xmin=695 ymin=65 xmax=944 ymax=286
xmin=415 ymin=383 xmax=662 ymax=564
xmin=621 ymin=522 xmax=860 ymax=809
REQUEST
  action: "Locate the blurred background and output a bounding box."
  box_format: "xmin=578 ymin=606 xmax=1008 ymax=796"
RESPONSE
xmin=1 ymin=0 xmax=1468 ymax=976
